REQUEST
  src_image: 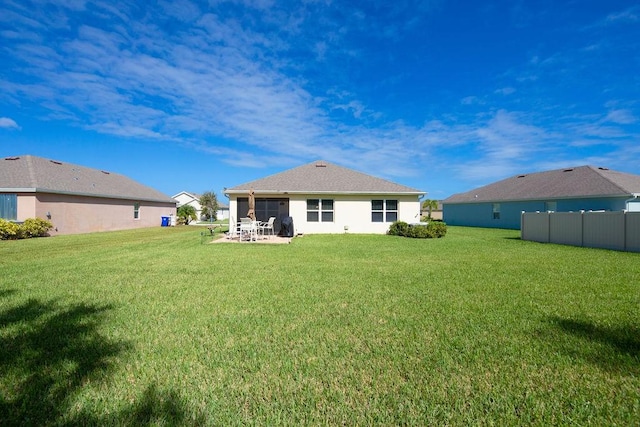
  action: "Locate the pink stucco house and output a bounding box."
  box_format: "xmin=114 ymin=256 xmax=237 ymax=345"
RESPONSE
xmin=0 ymin=155 xmax=176 ymax=235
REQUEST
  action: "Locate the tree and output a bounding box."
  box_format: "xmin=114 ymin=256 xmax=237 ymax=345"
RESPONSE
xmin=422 ymin=199 xmax=439 ymax=219
xmin=199 ymin=191 xmax=219 ymax=221
xmin=177 ymin=205 xmax=197 ymax=225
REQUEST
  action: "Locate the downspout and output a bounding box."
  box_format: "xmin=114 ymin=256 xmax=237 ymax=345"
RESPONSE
xmin=417 ymin=193 xmax=426 ymax=220
xmin=625 ymin=193 xmax=640 ymax=211
xmin=223 ymin=188 xmax=231 ymax=232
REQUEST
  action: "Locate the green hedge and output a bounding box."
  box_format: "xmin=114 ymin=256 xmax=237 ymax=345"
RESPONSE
xmin=387 ymin=220 xmax=447 ymax=239
xmin=0 ymin=218 xmax=53 ymax=240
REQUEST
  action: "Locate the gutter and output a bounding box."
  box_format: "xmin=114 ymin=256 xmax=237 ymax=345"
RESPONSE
xmin=625 ymin=193 xmax=640 ymax=205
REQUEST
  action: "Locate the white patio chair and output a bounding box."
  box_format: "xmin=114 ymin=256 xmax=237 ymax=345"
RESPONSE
xmin=239 ymin=217 xmax=258 ymax=242
xmin=226 ymin=216 xmax=241 ymax=239
xmin=259 ymin=217 xmax=276 ymax=239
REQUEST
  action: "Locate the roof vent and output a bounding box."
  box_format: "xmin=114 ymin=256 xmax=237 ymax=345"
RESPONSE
xmin=50 ymin=160 xmax=63 ymax=165
xmin=563 ymin=168 xmax=574 ymax=172
xmin=517 ymin=174 xmax=526 ymax=178
xmin=315 ymin=162 xmax=327 ymax=168
xmin=4 ymin=157 xmax=20 ymax=161
xmin=598 ymin=167 xmax=609 ymax=171
xmin=101 ymin=170 xmax=111 ymax=174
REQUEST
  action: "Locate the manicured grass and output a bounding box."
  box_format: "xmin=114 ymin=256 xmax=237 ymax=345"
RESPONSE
xmin=1 ymin=226 xmax=638 ymax=425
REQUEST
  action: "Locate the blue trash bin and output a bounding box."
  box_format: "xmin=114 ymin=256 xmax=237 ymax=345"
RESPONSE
xmin=161 ymin=216 xmax=169 ymax=226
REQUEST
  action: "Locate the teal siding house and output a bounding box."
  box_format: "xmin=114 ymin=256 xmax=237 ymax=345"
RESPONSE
xmin=443 ymin=166 xmax=640 ymax=230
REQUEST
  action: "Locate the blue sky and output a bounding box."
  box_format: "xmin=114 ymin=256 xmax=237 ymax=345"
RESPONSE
xmin=1 ymin=0 xmax=639 ymax=201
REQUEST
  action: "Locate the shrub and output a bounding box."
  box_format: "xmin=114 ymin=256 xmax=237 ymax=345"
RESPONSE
xmin=19 ymin=218 xmax=53 ymax=238
xmin=388 ymin=221 xmax=410 ymax=237
xmin=387 ymin=220 xmax=447 ymax=239
xmin=0 ymin=219 xmax=21 ymax=240
xmin=426 ymin=221 xmax=447 ymax=238
xmin=405 ymin=225 xmax=431 ymax=238
xmin=0 ymin=218 xmax=53 ymax=240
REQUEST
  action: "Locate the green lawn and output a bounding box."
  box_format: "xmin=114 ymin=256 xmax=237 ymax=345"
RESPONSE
xmin=1 ymin=226 xmax=638 ymax=425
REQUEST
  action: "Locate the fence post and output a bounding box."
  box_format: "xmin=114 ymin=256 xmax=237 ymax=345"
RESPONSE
xmin=580 ymin=210 xmax=585 ymax=247
xmin=624 ymin=210 xmax=627 ymax=252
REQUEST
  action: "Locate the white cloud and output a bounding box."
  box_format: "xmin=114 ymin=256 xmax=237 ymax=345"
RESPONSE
xmin=604 ymin=109 xmax=636 ymax=125
xmin=461 ymin=96 xmax=483 ymax=105
xmin=494 ymin=87 xmax=516 ymax=96
xmin=604 ymin=6 xmax=639 ymax=25
xmin=0 ymin=117 xmax=20 ymax=129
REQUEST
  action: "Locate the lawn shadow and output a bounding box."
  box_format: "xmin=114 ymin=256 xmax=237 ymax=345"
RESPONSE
xmin=0 ymin=297 xmax=207 ymax=425
xmin=547 ymin=316 xmax=640 ymax=373
xmin=0 ymin=289 xmax=16 ymax=298
xmin=0 ymin=298 xmax=129 ymax=424
xmin=72 ymin=383 xmax=208 ymax=426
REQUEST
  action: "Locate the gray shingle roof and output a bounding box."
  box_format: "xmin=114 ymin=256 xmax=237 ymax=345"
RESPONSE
xmin=444 ymin=165 xmax=640 ymax=204
xmin=226 ymin=160 xmax=424 ymax=195
xmin=0 ymin=155 xmax=176 ymax=203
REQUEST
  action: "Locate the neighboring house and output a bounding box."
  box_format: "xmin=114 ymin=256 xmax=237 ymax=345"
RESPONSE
xmin=172 ymin=191 xmax=203 ymax=220
xmin=224 ymin=160 xmax=425 ymax=234
xmin=216 ymin=202 xmax=229 ymax=220
xmin=0 ymin=155 xmax=176 ymax=235
xmin=421 ymin=200 xmax=443 ymax=220
xmin=172 ymin=191 xmax=229 ymax=221
xmin=443 ymin=165 xmax=640 ymax=230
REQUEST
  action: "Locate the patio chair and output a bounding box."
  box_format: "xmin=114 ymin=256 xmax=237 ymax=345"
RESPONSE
xmin=226 ymin=216 xmax=241 ymax=239
xmin=259 ymin=216 xmax=276 ymax=239
xmin=239 ymin=217 xmax=258 ymax=242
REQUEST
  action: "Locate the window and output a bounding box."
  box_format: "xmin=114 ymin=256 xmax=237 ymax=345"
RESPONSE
xmin=0 ymin=194 xmax=17 ymax=220
xmin=255 ymin=199 xmax=281 ymax=222
xmin=307 ymin=199 xmax=334 ymax=222
xmin=492 ymin=203 xmax=500 ymax=220
xmin=372 ymin=200 xmax=398 ymax=222
xmin=134 ymin=203 xmax=140 ymax=219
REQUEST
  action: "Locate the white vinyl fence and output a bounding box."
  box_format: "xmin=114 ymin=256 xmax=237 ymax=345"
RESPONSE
xmin=521 ymin=211 xmax=640 ymax=252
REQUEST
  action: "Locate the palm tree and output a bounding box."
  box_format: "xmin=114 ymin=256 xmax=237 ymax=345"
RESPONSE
xmin=177 ymin=205 xmax=197 ymax=225
xmin=422 ymin=199 xmax=439 ymax=219
xmin=199 ymin=191 xmax=219 ymax=222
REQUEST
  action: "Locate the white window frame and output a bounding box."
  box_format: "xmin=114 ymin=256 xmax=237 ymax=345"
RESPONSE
xmin=372 ymin=199 xmax=398 ymax=223
xmin=492 ymin=203 xmax=500 ymax=220
xmin=307 ymin=199 xmax=334 ymax=222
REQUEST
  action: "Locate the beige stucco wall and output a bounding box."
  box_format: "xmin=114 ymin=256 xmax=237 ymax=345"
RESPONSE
xmin=422 ymin=210 xmax=443 ymax=220
xmin=16 ymin=193 xmax=37 ymax=220
xmin=228 ymin=194 xmax=421 ymax=234
xmin=29 ymin=193 xmax=176 ymax=235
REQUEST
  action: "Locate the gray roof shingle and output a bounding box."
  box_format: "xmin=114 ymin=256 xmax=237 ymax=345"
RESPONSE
xmin=444 ymin=165 xmax=640 ymax=204
xmin=226 ymin=160 xmax=424 ymax=195
xmin=0 ymin=155 xmax=175 ymax=203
